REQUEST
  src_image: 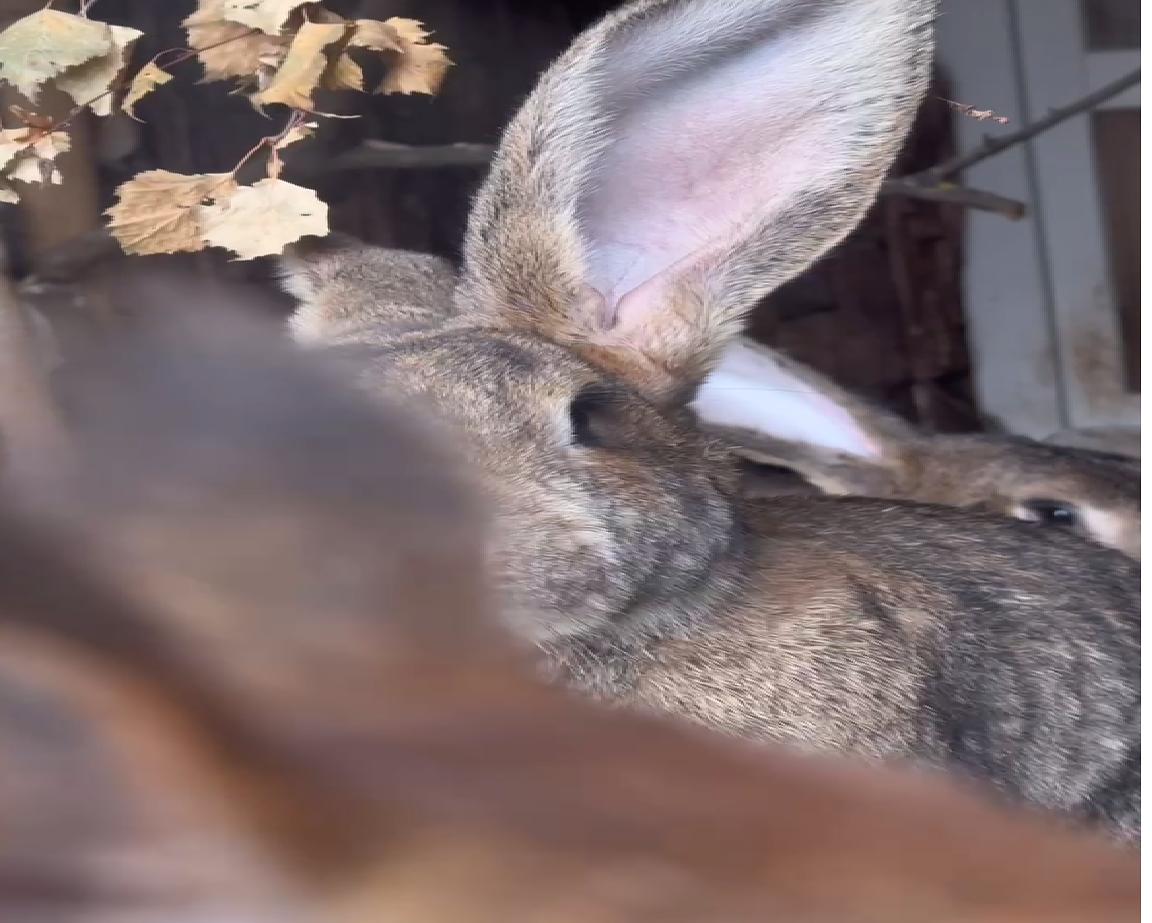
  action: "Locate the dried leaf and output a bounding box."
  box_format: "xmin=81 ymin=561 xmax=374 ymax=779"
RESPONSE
xmin=362 ymin=18 xmax=452 ymax=96
xmin=7 ymin=105 xmax=53 ymax=131
xmin=0 ymin=128 xmax=32 ymax=171
xmin=348 ymin=19 xmax=402 ymax=53
xmin=123 ymin=64 xmax=174 ymax=121
xmin=105 ymin=170 xmax=236 ymax=256
xmin=28 ymin=133 xmax=71 ymax=160
xmin=0 ymin=10 xmax=113 ymax=99
xmin=387 ymin=19 xmax=432 ymax=46
xmin=221 ymin=0 xmax=313 ymax=35
xmin=184 ymin=0 xmax=288 ymax=83
xmin=255 ymin=21 xmax=350 ymax=110
xmin=3 ymin=131 xmax=71 ymax=186
xmin=200 ymin=177 xmax=327 ymax=259
xmin=7 ymin=153 xmax=59 ymax=185
xmin=323 ymin=52 xmax=363 ymax=92
xmin=380 ymin=40 xmax=452 ymax=96
xmin=54 ymin=24 xmax=143 ymax=116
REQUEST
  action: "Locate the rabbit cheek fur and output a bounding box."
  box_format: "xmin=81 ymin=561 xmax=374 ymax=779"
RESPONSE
xmin=283 ymin=0 xmax=1138 ymax=838
xmin=345 ymin=327 xmax=745 ymax=646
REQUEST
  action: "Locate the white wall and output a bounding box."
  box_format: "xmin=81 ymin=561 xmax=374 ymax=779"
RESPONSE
xmin=934 ymin=0 xmax=1139 ymax=437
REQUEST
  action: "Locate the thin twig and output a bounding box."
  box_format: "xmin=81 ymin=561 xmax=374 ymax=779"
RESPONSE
xmin=938 ymin=97 xmax=1009 ymax=124
xmin=926 ymin=68 xmax=1140 ymax=181
xmin=231 ymin=109 xmax=307 ymax=178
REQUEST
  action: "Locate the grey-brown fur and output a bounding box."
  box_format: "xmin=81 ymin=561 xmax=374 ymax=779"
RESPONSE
xmin=698 ymin=338 xmax=1141 ymax=558
xmin=1 ymin=307 xmax=1138 ymax=921
xmin=281 ymin=0 xmax=1139 ymax=838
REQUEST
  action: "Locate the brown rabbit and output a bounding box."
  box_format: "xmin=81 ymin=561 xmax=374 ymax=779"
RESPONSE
xmin=0 ymin=306 xmax=1138 ymax=922
xmin=693 ymin=336 xmax=1141 ymax=558
xmin=280 ymin=0 xmax=1138 ymax=838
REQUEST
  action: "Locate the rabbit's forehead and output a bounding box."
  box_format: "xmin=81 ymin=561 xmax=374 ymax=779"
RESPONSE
xmin=360 ymin=326 xmax=613 ymax=410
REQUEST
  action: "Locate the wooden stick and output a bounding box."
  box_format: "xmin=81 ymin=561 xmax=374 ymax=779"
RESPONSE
xmin=925 ymin=68 xmax=1141 ymax=181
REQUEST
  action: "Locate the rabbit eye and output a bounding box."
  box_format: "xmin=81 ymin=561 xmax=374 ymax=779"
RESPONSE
xmin=1016 ymin=498 xmax=1080 ymax=529
xmin=568 ymin=387 xmax=618 ymax=448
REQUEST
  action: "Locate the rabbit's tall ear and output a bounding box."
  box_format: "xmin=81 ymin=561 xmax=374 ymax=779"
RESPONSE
xmin=460 ymin=0 xmax=936 ymax=399
xmin=280 ymin=234 xmax=459 ymax=346
xmin=693 ymin=337 xmax=916 ymax=496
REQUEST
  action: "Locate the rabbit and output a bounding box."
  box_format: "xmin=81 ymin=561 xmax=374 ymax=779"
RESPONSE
xmin=693 ymin=336 xmax=1141 ymax=558
xmin=279 ymin=0 xmax=1139 ymax=839
xmin=0 ymin=303 xmax=1138 ymax=922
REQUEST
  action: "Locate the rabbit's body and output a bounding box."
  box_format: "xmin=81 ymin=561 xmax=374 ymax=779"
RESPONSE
xmin=547 ymin=497 xmax=1138 ymax=835
xmin=282 ymin=0 xmax=1139 ymax=838
xmin=295 ymin=285 xmax=1141 ymax=839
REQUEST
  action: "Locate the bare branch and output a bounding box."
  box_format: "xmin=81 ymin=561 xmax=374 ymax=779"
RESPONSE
xmin=927 ymin=68 xmax=1140 ymax=181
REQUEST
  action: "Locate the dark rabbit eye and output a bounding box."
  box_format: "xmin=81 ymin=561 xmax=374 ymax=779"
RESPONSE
xmin=1017 ymin=498 xmax=1080 ymax=529
xmin=568 ymin=387 xmax=619 ymax=448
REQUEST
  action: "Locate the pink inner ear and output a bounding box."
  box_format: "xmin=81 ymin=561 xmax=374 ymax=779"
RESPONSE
xmin=574 ymin=1 xmax=897 ymax=334
xmin=583 ymin=105 xmax=825 ymax=316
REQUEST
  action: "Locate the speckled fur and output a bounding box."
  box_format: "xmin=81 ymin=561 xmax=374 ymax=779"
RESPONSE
xmin=282 ymin=0 xmax=1138 ymax=839
xmin=705 ymin=340 xmax=1141 ymax=557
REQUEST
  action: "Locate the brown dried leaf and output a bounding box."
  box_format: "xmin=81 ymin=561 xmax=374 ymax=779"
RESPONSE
xmin=221 ymin=0 xmax=313 ymax=35
xmin=255 ymin=21 xmax=350 ymax=110
xmin=348 ymin=19 xmax=402 ymax=53
xmin=7 ymin=153 xmax=58 ymax=185
xmin=0 ymin=128 xmax=32 ymax=172
xmin=380 ymin=40 xmax=452 ymax=96
xmin=323 ymin=52 xmax=363 ymax=92
xmin=387 ymin=18 xmax=432 ymax=46
xmin=0 ymin=10 xmax=113 ymax=100
xmin=105 ymin=170 xmax=237 ymax=256
xmin=3 ymin=132 xmax=71 ymax=187
xmin=184 ymin=0 xmax=288 ymax=83
xmin=199 ymin=177 xmax=327 ymax=260
xmin=55 ymin=24 xmax=143 ymax=116
xmin=123 ymin=64 xmax=174 ymax=121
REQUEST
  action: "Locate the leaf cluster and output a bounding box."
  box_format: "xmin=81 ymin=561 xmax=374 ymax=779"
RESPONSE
xmin=0 ymin=1 xmax=452 ymax=260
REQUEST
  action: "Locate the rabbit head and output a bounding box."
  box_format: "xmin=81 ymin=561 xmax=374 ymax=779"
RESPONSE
xmin=694 ymin=336 xmax=1141 ymax=558
xmin=283 ymin=0 xmax=937 ymax=644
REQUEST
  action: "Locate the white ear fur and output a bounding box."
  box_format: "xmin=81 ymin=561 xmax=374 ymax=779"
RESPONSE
xmin=463 ymin=0 xmax=936 ymax=385
xmin=693 ymin=338 xmax=884 ymax=459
